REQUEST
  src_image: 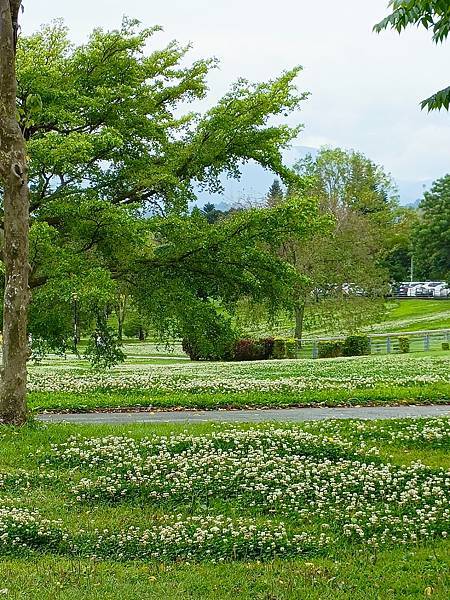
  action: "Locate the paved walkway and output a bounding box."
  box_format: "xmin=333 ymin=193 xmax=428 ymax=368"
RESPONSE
xmin=38 ymin=404 xmax=450 ymax=424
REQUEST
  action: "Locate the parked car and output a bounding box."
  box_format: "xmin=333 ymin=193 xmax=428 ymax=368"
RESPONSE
xmin=415 ymin=284 xmax=433 ymax=297
xmin=433 ymin=283 xmax=449 ymax=298
xmin=396 ymin=283 xmax=410 ymax=297
xmin=395 ymin=281 xmax=449 ymax=299
xmin=407 ymin=282 xmax=426 ymax=297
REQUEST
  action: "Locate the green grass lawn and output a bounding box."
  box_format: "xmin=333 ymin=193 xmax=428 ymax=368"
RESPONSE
xmin=376 ymin=299 xmax=450 ymax=333
xmin=2 ymin=546 xmax=449 ymax=599
xmin=232 ymin=298 xmax=450 ymax=339
xmin=28 ymin=352 xmax=450 ymax=412
xmin=385 ymin=299 xmax=450 ymax=321
xmin=0 ymin=418 xmax=449 ymax=599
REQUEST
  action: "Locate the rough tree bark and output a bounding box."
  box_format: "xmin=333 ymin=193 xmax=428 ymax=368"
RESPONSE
xmin=0 ymin=0 xmax=30 ymax=425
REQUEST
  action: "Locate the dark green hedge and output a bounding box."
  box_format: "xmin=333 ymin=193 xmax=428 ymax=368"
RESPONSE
xmin=318 ymin=340 xmax=344 ymax=358
xmin=398 ymin=336 xmax=410 ymax=354
xmin=342 ymin=335 xmax=371 ymax=357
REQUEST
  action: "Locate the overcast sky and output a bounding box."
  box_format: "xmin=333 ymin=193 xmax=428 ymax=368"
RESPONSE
xmin=22 ymin=0 xmax=450 ymax=186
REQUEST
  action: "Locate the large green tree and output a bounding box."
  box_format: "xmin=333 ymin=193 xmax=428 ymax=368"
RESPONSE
xmin=294 ymin=148 xmax=398 ymax=219
xmin=380 ymin=206 xmax=419 ymax=283
xmin=0 ymin=0 xmax=29 ymax=425
xmin=413 ymin=174 xmax=450 ymax=280
xmin=375 ymin=1 xmax=450 ymax=111
xmin=1 ymin=20 xmax=320 ymax=362
xmin=280 ymin=148 xmax=398 ymax=339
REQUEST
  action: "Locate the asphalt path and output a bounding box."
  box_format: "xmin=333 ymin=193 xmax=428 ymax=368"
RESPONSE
xmin=38 ymin=404 xmax=450 ymax=424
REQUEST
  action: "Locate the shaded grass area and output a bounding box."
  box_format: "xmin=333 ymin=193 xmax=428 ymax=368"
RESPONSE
xmin=1 ymin=545 xmax=449 ymax=600
xmin=29 ymin=384 xmax=450 ymax=412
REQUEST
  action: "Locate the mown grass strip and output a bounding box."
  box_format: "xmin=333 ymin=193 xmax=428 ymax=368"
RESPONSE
xmin=29 ymin=383 xmax=450 ymax=412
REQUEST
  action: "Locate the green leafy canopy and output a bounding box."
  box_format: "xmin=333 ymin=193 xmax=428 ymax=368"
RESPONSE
xmin=0 ymin=18 xmax=322 ymax=362
xmin=374 ymin=1 xmax=450 ymax=111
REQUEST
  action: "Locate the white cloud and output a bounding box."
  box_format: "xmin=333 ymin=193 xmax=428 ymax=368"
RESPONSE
xmin=21 ymin=0 xmax=450 ymax=184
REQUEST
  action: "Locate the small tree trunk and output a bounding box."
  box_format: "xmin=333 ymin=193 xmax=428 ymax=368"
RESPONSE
xmin=117 ymin=315 xmax=123 ymax=343
xmin=0 ymin=1 xmax=30 ymax=425
xmin=72 ymin=295 xmax=79 ymax=352
xmin=294 ymin=302 xmax=305 ymax=344
xmin=115 ymin=294 xmax=127 ymax=343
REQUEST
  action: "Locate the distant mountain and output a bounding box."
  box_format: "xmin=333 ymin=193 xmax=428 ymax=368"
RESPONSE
xmin=404 ymin=198 xmax=422 ymax=209
xmin=194 ymin=146 xmax=431 ymax=209
xmin=396 ymin=179 xmax=432 ymax=206
xmin=194 ymin=146 xmax=316 ymax=207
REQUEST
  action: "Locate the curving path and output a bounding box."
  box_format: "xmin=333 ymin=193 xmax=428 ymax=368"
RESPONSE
xmin=38 ymin=404 xmax=450 ymax=424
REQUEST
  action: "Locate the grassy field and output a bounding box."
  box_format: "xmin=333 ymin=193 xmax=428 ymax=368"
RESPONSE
xmin=234 ymin=298 xmax=450 ymax=339
xmin=0 ymin=418 xmax=449 ymax=599
xmin=9 ymin=306 xmax=449 ymax=600
xmin=22 ymin=298 xmax=450 ymax=415
xmin=375 ymin=300 xmax=450 ymax=333
xmin=28 ymin=352 xmax=450 ymax=412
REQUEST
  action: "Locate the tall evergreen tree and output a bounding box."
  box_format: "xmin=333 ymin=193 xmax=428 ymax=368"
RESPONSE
xmin=266 ymin=179 xmax=284 ymax=206
xmin=201 ymin=202 xmax=222 ymax=224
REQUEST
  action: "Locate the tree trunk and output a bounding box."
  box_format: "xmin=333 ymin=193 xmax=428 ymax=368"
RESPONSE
xmin=72 ymin=295 xmax=79 ymax=352
xmin=117 ymin=315 xmax=123 ymax=343
xmin=0 ymin=1 xmax=30 ymax=425
xmin=115 ymin=294 xmax=127 ymax=343
xmin=294 ymin=302 xmax=305 ymax=343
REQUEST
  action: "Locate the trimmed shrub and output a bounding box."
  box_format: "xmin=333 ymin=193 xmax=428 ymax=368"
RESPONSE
xmin=442 ymin=342 xmax=450 ymax=351
xmin=272 ymin=338 xmax=286 ymax=359
xmin=317 ymin=340 xmax=344 ymax=359
xmin=232 ymin=337 xmax=275 ymax=361
xmin=260 ymin=337 xmax=275 ymax=359
xmin=182 ymin=338 xmax=201 ymax=361
xmin=343 ymin=335 xmax=371 ymax=357
xmin=398 ymin=336 xmax=410 ymax=354
xmin=181 ymin=312 xmax=236 ymax=361
xmin=233 ymin=339 xmax=264 ymax=361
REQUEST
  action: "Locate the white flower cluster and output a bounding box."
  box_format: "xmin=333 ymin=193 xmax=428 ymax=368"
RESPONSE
xmin=3 ymin=422 xmax=448 ymax=562
xmin=47 ymin=428 xmax=450 ymax=551
xmin=77 ymin=516 xmax=329 ymax=561
xmin=0 ymin=508 xmax=327 ymax=561
xmin=301 ymin=417 xmax=450 ymax=448
xmin=0 ymin=470 xmax=31 ymax=491
xmin=354 ymin=418 xmax=450 ymax=447
xmin=47 ymin=428 xmax=357 ymax=469
xmin=0 ymin=507 xmax=63 ymax=551
xmin=28 ymin=353 xmax=450 ymax=394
